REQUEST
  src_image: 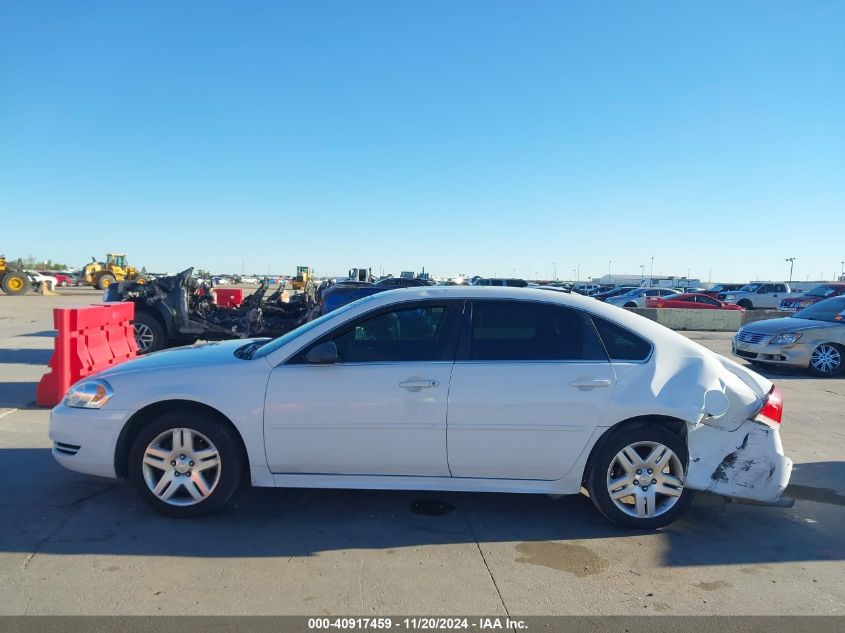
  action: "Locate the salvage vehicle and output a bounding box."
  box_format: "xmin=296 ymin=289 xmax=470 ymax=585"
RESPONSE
xmin=83 ymin=253 xmax=148 ymax=290
xmin=732 ymin=296 xmax=845 ymax=377
xmin=50 ymin=286 xmax=792 ymax=528
xmin=104 ymin=268 xmax=316 ymax=354
xmin=0 ymin=256 xmax=32 ymax=295
xmin=779 ymin=284 xmax=845 ymax=312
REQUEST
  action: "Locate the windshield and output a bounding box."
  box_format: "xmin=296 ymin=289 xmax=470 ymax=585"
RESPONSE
xmin=738 ymin=283 xmax=762 ymax=292
xmin=251 ymin=293 xmax=381 ymax=359
xmin=805 ymin=285 xmax=840 ymax=298
xmin=793 ymin=297 xmax=845 ymax=324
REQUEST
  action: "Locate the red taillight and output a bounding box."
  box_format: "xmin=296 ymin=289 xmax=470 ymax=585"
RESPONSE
xmin=755 ymin=385 xmax=783 ymax=426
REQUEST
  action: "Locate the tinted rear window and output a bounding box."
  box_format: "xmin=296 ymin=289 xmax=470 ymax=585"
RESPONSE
xmin=589 ymin=315 xmax=652 ymax=361
xmin=468 ymin=301 xmax=605 ymax=361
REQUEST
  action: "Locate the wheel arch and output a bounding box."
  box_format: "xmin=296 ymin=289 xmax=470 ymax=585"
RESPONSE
xmin=580 ymin=415 xmax=688 ymax=485
xmin=114 ymin=399 xmax=249 ymax=479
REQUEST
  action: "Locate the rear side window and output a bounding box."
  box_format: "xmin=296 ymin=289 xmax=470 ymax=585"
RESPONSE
xmin=467 ymin=301 xmax=605 ymax=361
xmin=589 ymin=315 xmax=652 ymax=361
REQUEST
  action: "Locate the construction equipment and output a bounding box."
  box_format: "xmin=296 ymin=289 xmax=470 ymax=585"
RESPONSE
xmin=348 ymin=267 xmax=373 ymax=282
xmin=0 ymin=255 xmax=31 ymax=295
xmin=290 ymin=266 xmax=312 ymax=291
xmin=82 ymin=253 xmax=148 ymax=290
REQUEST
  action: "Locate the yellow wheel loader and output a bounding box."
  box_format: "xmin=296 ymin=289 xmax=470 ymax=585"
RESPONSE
xmin=83 ymin=253 xmax=148 ymax=290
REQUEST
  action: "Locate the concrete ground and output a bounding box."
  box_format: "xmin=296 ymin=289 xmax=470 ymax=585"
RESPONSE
xmin=0 ymin=290 xmax=844 ymax=615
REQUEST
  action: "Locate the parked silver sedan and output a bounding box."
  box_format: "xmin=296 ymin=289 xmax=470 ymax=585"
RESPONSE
xmin=606 ymin=287 xmax=680 ymax=308
xmin=732 ymin=296 xmax=845 ymax=377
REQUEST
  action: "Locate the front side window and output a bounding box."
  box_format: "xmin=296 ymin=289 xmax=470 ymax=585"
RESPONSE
xmin=467 ymin=301 xmax=604 ymax=361
xmin=332 ymin=305 xmax=451 ymax=362
xmin=696 ymin=295 xmax=720 ymax=306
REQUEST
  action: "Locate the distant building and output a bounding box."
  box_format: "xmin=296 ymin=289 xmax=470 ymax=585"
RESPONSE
xmin=594 ymin=274 xmax=702 ymax=288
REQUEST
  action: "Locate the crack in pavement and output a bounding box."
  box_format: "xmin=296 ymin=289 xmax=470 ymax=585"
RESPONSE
xmin=20 ymin=483 xmax=119 ymax=570
xmin=462 ymin=510 xmax=510 ymax=618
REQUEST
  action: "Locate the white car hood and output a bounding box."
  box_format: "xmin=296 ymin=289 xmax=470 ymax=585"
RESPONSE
xmin=96 ymin=339 xmax=254 ymax=379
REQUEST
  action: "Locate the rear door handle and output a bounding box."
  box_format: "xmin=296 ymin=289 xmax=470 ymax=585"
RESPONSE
xmin=569 ymin=378 xmax=612 ymax=390
xmin=399 ymin=379 xmax=440 ymax=391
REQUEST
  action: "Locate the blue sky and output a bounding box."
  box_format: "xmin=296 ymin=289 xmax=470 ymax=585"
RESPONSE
xmin=2 ymin=1 xmax=843 ymax=281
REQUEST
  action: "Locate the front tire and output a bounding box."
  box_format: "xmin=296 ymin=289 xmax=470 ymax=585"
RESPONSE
xmin=129 ymin=410 xmax=243 ymax=518
xmin=809 ymin=343 xmax=843 ymax=377
xmin=586 ymin=426 xmax=693 ymax=529
xmin=624 ymin=302 xmax=638 ymax=308
xmin=97 ymin=274 xmax=117 ymax=290
xmin=737 ymin=299 xmax=753 ymax=310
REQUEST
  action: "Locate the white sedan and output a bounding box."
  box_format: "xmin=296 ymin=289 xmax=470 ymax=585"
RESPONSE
xmin=50 ymin=287 xmax=792 ymax=528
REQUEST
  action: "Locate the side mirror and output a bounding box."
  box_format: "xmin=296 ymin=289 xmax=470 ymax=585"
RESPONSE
xmin=305 ymin=341 xmax=338 ymax=364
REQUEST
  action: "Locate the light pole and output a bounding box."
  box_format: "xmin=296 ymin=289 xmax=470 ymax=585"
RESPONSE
xmin=650 ymin=257 xmax=654 ymax=287
xmin=552 ymin=262 xmax=557 ymax=281
xmin=639 ymin=264 xmax=645 ymax=283
xmin=576 ymin=264 xmax=580 ymax=282
xmin=785 ymin=257 xmax=795 ymax=283
xmin=608 ymin=259 xmax=612 ymax=279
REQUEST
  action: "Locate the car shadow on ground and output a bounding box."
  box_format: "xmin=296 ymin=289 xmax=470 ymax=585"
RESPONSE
xmin=14 ymin=330 xmax=56 ymax=338
xmin=0 ymin=348 xmax=54 ymax=364
xmin=1 ymin=448 xmax=842 ymax=568
xmin=0 ymin=382 xmax=38 ymax=409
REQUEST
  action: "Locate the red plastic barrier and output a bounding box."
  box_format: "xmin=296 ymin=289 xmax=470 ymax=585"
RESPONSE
xmin=36 ymin=303 xmax=138 ymax=407
xmin=213 ymin=288 xmax=243 ymax=308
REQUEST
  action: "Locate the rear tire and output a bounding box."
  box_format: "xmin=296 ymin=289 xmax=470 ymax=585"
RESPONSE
xmin=586 ymin=425 xmax=693 ymax=529
xmin=624 ymin=302 xmax=638 ymax=308
xmin=129 ymin=410 xmax=243 ymax=518
xmin=132 ymin=312 xmax=166 ymax=354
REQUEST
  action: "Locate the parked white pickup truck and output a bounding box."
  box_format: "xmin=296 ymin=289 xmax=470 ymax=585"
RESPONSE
xmin=719 ymin=282 xmax=799 ymax=310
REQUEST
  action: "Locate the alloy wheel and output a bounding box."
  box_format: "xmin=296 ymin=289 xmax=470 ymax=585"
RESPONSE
xmin=133 ymin=323 xmax=154 ymax=353
xmin=811 ymin=344 xmax=841 ymax=375
xmin=141 ymin=428 xmax=222 ymax=507
xmin=606 ymin=441 xmax=685 ymax=519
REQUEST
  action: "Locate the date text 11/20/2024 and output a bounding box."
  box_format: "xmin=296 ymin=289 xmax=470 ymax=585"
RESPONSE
xmin=307 ymin=617 xmax=528 ymax=630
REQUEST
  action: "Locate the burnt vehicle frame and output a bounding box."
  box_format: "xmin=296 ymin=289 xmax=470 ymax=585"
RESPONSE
xmin=106 ymin=268 xmax=318 ymax=354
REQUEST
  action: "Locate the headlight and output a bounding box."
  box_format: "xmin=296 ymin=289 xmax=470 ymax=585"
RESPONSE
xmin=724 ymin=294 xmax=736 ymax=300
xmin=65 ymin=380 xmax=114 ymax=409
xmin=770 ymin=333 xmax=802 ymax=345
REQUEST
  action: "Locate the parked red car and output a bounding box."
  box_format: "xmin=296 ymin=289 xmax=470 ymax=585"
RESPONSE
xmin=38 ymin=271 xmax=73 ymax=287
xmin=779 ymin=284 xmax=845 ymax=312
xmin=645 ymin=293 xmax=745 ymax=310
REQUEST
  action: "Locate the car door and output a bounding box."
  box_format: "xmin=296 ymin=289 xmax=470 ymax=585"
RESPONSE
xmin=447 ymin=300 xmax=615 ymax=480
xmin=263 ymin=300 xmax=462 ymax=476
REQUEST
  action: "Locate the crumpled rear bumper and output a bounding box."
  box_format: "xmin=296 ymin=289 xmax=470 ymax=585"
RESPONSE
xmin=685 ymin=419 xmax=792 ymax=503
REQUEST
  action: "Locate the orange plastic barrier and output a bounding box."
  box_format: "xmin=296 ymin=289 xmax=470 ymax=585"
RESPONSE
xmin=213 ymin=288 xmax=243 ymax=308
xmin=36 ymin=303 xmax=138 ymax=407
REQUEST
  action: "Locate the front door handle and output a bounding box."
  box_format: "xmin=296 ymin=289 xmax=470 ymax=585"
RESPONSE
xmin=399 ymin=379 xmax=440 ymax=392
xmin=569 ymin=378 xmax=612 ymax=390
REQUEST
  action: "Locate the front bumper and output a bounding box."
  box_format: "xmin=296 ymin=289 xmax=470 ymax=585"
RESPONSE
xmin=731 ymin=338 xmax=812 ymax=369
xmin=49 ymin=404 xmax=133 ymax=479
